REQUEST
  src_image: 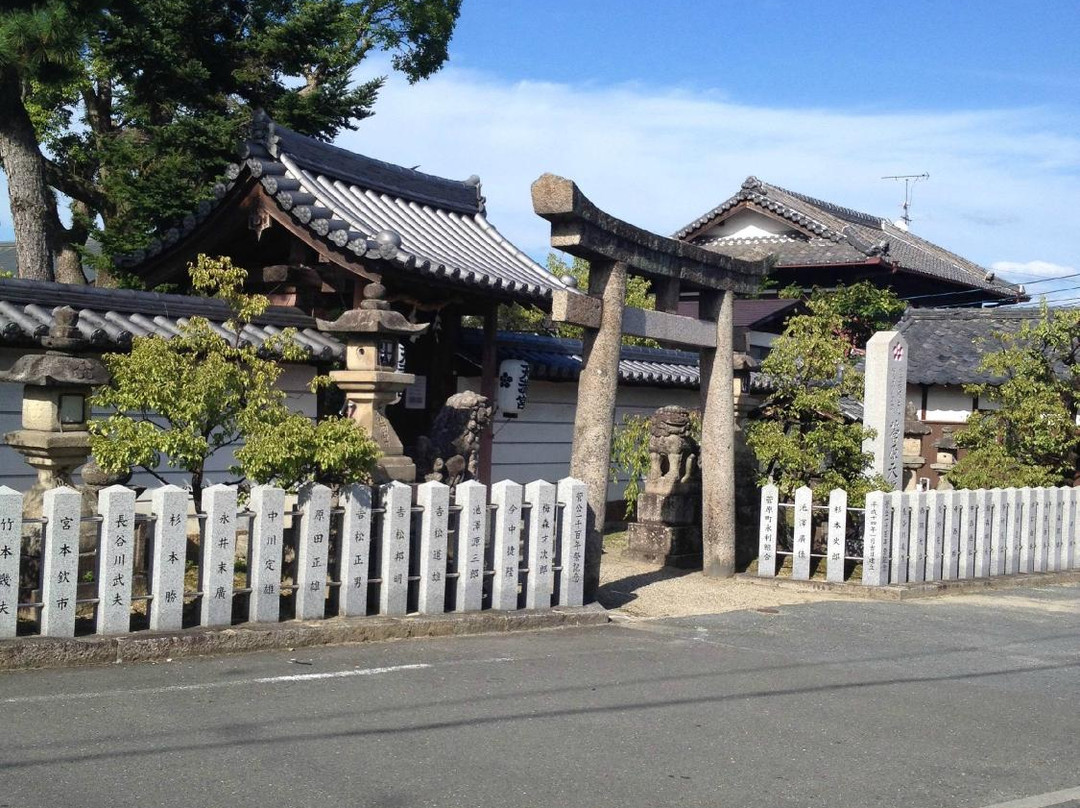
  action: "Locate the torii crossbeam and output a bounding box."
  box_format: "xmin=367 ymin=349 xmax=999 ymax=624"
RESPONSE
xmin=531 ymin=174 xmax=765 ymax=599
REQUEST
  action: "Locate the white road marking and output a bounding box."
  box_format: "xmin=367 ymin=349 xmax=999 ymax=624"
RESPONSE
xmin=1 ymin=663 xmax=433 ymax=705
xmin=974 ymin=785 xmax=1080 ymax=808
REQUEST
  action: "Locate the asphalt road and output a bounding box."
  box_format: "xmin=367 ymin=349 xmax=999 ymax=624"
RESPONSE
xmin=1 ymin=584 xmax=1078 ymax=808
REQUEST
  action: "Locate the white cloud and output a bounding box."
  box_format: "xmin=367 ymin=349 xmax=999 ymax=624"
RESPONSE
xmin=4 ymin=62 xmax=1078 ymax=293
xmin=990 ymin=260 xmax=1077 ymax=279
xmin=334 ymin=64 xmax=1080 ymax=286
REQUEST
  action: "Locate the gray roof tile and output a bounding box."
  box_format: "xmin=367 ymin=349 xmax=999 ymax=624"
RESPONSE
xmin=0 ymin=278 xmax=343 ymax=362
xmin=896 ymin=307 xmax=1056 ymax=385
xmin=460 ymin=330 xmax=701 ymax=388
xmin=118 ymin=115 xmax=572 ymax=305
xmin=677 ymin=177 xmax=1024 ymax=300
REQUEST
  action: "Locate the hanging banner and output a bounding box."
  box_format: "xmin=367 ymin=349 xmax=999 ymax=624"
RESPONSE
xmin=497 ymin=359 xmax=530 ymax=418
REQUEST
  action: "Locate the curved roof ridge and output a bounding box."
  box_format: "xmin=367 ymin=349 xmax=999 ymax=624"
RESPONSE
xmin=258 ymin=114 xmax=483 ymax=215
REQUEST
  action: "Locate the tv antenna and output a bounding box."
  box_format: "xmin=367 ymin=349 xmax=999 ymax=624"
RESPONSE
xmin=881 ymin=172 xmax=929 ymax=228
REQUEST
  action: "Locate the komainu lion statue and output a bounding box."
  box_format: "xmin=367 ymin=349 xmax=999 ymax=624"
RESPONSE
xmin=414 ymin=391 xmax=494 ymax=489
xmin=645 ymin=405 xmax=699 ymax=495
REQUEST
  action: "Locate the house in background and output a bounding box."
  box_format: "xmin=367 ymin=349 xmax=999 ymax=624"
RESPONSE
xmin=676 ymin=176 xmax=1026 ymax=306
xmin=895 ymin=306 xmax=1057 ymax=489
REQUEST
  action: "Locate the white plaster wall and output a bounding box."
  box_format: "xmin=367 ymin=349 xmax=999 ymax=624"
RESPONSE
xmin=458 ymin=377 xmax=699 ymax=500
xmin=924 ymin=385 xmax=974 ymax=424
xmin=701 ymin=209 xmax=792 ymax=240
xmin=0 ymin=357 xmax=319 ymax=493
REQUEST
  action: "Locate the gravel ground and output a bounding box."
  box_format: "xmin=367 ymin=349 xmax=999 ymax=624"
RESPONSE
xmin=596 ymin=532 xmax=857 ymax=618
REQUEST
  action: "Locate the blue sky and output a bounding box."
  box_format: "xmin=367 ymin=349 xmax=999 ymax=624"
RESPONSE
xmin=3 ymin=0 xmax=1079 ymax=301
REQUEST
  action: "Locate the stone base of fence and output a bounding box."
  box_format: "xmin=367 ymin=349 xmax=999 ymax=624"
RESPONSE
xmin=0 ymin=602 xmax=610 ymax=671
xmin=737 ymin=569 xmax=1080 ymax=600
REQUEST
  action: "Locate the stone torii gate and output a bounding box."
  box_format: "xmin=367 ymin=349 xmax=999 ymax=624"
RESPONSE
xmin=531 ymin=174 xmax=764 ymax=599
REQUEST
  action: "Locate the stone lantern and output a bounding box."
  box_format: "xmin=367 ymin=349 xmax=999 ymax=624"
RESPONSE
xmin=317 ymin=282 xmax=429 ymax=482
xmin=931 ymin=426 xmax=959 ymax=490
xmin=0 ymin=307 xmax=111 ymax=554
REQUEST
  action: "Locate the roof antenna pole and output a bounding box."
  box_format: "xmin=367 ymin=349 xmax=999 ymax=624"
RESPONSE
xmin=882 ymin=173 xmax=929 ymax=229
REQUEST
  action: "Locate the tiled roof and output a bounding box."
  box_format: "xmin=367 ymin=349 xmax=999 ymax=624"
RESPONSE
xmin=732 ymin=298 xmax=801 ymax=328
xmin=0 ymin=277 xmax=344 ymax=362
xmin=896 ymin=307 xmax=1051 ymax=386
xmin=460 ymin=330 xmax=702 ymax=388
xmin=116 ymin=113 xmax=572 ymax=305
xmin=676 ymin=177 xmax=1023 ymax=300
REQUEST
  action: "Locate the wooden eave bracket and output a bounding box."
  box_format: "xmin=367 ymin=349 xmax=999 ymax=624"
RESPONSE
xmin=531 ymin=173 xmax=765 ymax=294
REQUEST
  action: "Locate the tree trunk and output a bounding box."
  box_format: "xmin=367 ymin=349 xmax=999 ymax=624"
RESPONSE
xmin=53 ymin=200 xmax=89 ymax=285
xmin=0 ymin=69 xmax=57 ymax=282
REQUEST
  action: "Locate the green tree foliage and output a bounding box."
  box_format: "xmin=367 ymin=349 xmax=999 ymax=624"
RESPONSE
xmin=89 ymin=255 xmax=380 ymax=507
xmin=949 ymin=305 xmax=1080 ymax=489
xmin=746 ymin=283 xmax=903 ymax=502
xmin=1 ymin=0 xmax=461 ymax=282
xmin=496 ymin=253 xmax=657 ymax=347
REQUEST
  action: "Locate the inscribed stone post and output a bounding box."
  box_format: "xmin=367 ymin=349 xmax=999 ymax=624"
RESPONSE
xmin=40 ymin=487 xmax=81 ymax=637
xmin=248 ymin=485 xmax=285 ymax=624
xmin=889 ymin=490 xmax=909 ymax=584
xmin=557 ymin=477 xmax=587 ymax=606
xmin=149 ymin=485 xmax=188 ymax=631
xmin=974 ymin=489 xmax=993 ymax=578
xmin=862 ymin=331 xmax=908 ymax=491
xmin=989 ymin=489 xmax=1008 ymax=577
xmin=792 ymin=486 xmax=812 ymax=580
xmin=924 ymin=490 xmax=944 ymax=581
xmin=200 ymin=484 xmax=237 ymax=628
xmin=941 ymin=490 xmax=961 ymax=580
xmin=862 ymin=491 xmax=890 ymax=586
xmin=525 ymin=480 xmax=556 ymax=609
xmin=0 ymin=486 xmax=22 ymax=638
xmin=379 ymin=481 xmax=412 ymax=616
xmin=957 ymin=489 xmax=977 ymax=580
xmin=295 ymin=483 xmax=332 ymax=620
xmin=1066 ymin=487 xmax=1080 ymax=570
xmin=826 ymin=488 xmax=847 ymax=583
xmin=1005 ymin=488 xmax=1023 ymax=574
xmin=907 ymin=490 xmax=928 ymax=583
xmin=338 ymin=484 xmax=372 ymax=617
xmin=1033 ymin=487 xmax=1050 ymax=572
xmin=96 ymin=485 xmax=136 ymax=635
xmin=1047 ymin=487 xmax=1064 ymax=572
xmin=1019 ymin=488 xmax=1036 ymax=573
xmin=417 ymin=481 xmax=450 ymax=615
xmin=490 ymin=480 xmax=523 ymax=611
xmin=757 ymin=484 xmax=779 ymax=578
xmin=455 ymin=480 xmax=487 ymax=612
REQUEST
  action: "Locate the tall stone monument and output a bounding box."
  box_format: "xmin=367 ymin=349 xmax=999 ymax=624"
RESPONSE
xmin=862 ymin=331 xmax=908 ymax=491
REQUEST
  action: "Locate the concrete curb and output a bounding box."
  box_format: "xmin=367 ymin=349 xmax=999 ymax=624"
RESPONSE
xmin=735 ymin=570 xmax=1080 ymax=600
xmin=0 ymin=604 xmax=610 ymax=671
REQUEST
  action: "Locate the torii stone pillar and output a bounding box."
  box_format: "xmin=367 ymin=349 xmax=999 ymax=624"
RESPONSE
xmin=531 ymin=175 xmax=763 ymax=598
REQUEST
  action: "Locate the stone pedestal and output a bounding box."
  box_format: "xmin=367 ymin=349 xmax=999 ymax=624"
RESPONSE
xmin=626 ymin=520 xmax=702 ymax=568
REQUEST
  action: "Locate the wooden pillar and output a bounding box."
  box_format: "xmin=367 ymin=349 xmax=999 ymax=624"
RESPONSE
xmin=569 ymin=260 xmax=627 ymax=601
xmin=478 ymin=305 xmax=498 ymax=484
xmin=699 ymin=288 xmax=737 ymax=577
